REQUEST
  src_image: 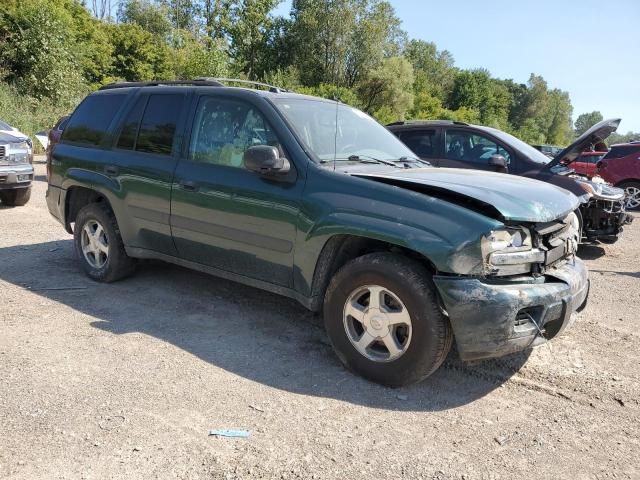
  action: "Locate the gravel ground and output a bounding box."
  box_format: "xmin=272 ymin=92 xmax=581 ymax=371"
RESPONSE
xmin=1 ymin=160 xmax=639 ymax=479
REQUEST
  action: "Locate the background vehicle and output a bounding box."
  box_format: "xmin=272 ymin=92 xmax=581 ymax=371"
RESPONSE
xmin=47 ymin=80 xmax=588 ymax=386
xmin=0 ymin=118 xmax=33 ymax=162
xmin=597 ymin=141 xmax=640 ymax=210
xmin=565 ymin=151 xmax=607 ymax=177
xmin=532 ymin=144 xmax=562 ymax=158
xmin=45 ymin=115 xmax=69 ymax=180
xmin=0 ymin=131 xmax=33 ymax=206
xmin=388 ymin=119 xmax=631 ymax=243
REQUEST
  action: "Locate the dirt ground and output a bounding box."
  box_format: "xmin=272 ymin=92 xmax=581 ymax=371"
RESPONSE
xmin=1 ymin=159 xmax=639 ymax=480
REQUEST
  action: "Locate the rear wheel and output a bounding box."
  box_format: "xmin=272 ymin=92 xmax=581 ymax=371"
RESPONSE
xmin=620 ymin=181 xmax=640 ymax=211
xmin=74 ymin=202 xmax=136 ymax=282
xmin=323 ymin=253 xmax=452 ymax=387
xmin=0 ymin=187 xmax=31 ymax=206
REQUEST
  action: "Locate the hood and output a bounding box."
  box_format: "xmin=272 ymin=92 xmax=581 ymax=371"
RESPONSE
xmin=547 ymin=118 xmax=620 ymax=169
xmin=0 ymin=131 xmax=25 ymax=143
xmin=354 ymin=168 xmax=580 ymax=223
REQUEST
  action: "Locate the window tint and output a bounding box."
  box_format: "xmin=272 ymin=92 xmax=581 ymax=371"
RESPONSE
xmin=116 ymin=96 xmax=147 ymax=150
xmin=190 ymin=97 xmax=281 ymax=168
xmin=445 ymin=129 xmax=511 ymax=164
xmin=135 ymin=95 xmax=183 ymax=155
xmin=398 ymin=130 xmax=436 ymax=158
xmin=63 ymin=94 xmax=127 ymax=146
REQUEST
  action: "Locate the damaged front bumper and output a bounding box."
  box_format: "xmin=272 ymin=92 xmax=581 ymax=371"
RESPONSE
xmin=433 ymin=258 xmax=589 ymax=361
xmin=580 ymin=198 xmax=632 ymax=243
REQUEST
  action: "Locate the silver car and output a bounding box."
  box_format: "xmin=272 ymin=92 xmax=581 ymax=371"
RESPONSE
xmin=0 ymin=131 xmax=33 ymax=206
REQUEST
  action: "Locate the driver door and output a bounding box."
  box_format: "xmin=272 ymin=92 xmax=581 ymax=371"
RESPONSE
xmin=170 ymin=94 xmax=303 ymax=287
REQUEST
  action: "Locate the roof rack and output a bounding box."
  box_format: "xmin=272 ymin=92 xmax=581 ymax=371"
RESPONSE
xmin=386 ymin=120 xmax=469 ymax=127
xmin=195 ymin=77 xmax=288 ymax=93
xmin=99 ymin=79 xmax=224 ymax=90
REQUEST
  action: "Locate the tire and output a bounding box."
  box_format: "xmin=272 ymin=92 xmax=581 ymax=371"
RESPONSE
xmin=619 ymin=181 xmax=640 ymax=211
xmin=0 ymin=187 xmax=31 ymax=206
xmin=74 ymin=202 xmax=136 ymax=282
xmin=323 ymin=252 xmax=452 ymax=387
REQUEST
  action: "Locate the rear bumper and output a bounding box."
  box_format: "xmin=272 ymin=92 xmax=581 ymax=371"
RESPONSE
xmin=0 ymin=164 xmax=33 ymax=190
xmin=433 ymin=258 xmax=589 ymax=361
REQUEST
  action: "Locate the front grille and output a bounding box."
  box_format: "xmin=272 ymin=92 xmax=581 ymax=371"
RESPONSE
xmin=0 ymin=145 xmax=6 ymax=158
xmin=533 ymin=214 xmax=580 ymax=272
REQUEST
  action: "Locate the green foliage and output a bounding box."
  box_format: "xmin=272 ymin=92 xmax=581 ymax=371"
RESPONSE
xmin=0 ymin=0 xmax=86 ymax=103
xmin=0 ymin=83 xmax=71 ymax=152
xmin=107 ymin=23 xmax=173 ymax=81
xmin=0 ymin=0 xmax=586 ymax=145
xmin=574 ymin=111 xmax=604 ymax=136
xmin=118 ymin=0 xmax=173 ymax=38
xmin=172 ymin=34 xmax=229 ymax=79
xmin=357 ymin=57 xmax=414 ymax=121
xmin=607 ymin=131 xmax=640 ymax=145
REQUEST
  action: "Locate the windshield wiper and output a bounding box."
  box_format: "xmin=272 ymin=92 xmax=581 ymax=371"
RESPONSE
xmin=320 ymin=155 xmax=399 ymax=167
xmin=393 ymin=156 xmax=431 ymax=166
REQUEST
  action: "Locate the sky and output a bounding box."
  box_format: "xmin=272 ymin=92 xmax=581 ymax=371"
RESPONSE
xmin=275 ymin=0 xmax=640 ymax=132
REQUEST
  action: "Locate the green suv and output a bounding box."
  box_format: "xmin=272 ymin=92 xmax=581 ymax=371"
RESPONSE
xmin=47 ymin=80 xmax=589 ymax=386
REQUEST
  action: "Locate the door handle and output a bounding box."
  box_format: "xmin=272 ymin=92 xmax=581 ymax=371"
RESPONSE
xmin=179 ymin=180 xmax=199 ymax=192
xmin=104 ymin=165 xmax=119 ymax=176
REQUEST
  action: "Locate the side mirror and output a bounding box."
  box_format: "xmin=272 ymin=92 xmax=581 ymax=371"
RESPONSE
xmin=244 ymin=145 xmax=290 ymax=176
xmin=489 ymin=154 xmax=508 ymax=171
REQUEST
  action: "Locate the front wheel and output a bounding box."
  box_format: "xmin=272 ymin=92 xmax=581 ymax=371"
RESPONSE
xmin=619 ymin=181 xmax=640 ymax=211
xmin=323 ymin=253 xmax=452 ymax=387
xmin=0 ymin=187 xmax=31 ymax=206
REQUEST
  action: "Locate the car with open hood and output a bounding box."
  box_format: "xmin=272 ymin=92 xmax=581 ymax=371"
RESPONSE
xmin=388 ymin=119 xmax=632 ymax=243
xmin=47 ymin=80 xmax=588 ymax=386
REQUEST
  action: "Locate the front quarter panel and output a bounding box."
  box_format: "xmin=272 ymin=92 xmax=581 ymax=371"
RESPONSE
xmin=293 ymin=166 xmax=503 ymax=296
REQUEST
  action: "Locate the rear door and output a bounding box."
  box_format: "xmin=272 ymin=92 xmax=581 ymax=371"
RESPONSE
xmin=169 ymin=93 xmax=303 ymax=287
xmin=107 ymin=91 xmax=190 ymax=255
xmin=395 ymin=128 xmax=441 ymax=165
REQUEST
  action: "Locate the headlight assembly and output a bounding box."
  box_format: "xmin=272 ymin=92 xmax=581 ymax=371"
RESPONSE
xmin=7 ymin=141 xmax=29 ymax=164
xmin=481 ymin=227 xmax=544 ymax=276
xmin=573 ymin=178 xmax=625 ymax=201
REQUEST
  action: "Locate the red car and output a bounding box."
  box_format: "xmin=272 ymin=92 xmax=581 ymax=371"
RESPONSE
xmin=597 ymin=141 xmax=640 ymax=210
xmin=566 ymin=151 xmax=607 ymax=177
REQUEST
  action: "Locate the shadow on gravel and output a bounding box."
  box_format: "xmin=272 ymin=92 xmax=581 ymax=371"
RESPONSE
xmin=578 ymin=244 xmax=606 ymax=260
xmin=0 ymin=239 xmax=531 ymax=412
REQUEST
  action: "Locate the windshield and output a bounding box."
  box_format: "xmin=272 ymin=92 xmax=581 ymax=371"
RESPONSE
xmin=272 ymin=98 xmax=416 ymax=163
xmin=487 ymin=127 xmax=554 ymax=165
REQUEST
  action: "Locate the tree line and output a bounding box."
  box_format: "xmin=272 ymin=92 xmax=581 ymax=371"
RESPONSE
xmin=0 ymin=0 xmax=636 ymax=145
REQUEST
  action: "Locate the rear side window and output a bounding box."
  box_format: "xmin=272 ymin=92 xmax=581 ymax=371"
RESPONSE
xmin=397 ymin=129 xmax=436 ymax=158
xmin=63 ymin=94 xmax=127 ymax=146
xmin=136 ymin=95 xmax=183 ymax=155
xmin=604 ymin=146 xmax=640 ymax=159
xmin=116 ymin=97 xmax=147 ymax=150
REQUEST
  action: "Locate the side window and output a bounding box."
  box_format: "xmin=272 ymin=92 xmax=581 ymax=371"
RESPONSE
xmin=135 ymin=95 xmax=183 ymax=155
xmin=116 ymin=96 xmax=147 ymax=150
xmin=398 ymin=130 xmax=436 ymax=158
xmin=445 ymin=129 xmax=511 ymax=164
xmin=63 ymin=93 xmax=127 ymax=146
xmin=189 ymin=97 xmax=280 ymax=169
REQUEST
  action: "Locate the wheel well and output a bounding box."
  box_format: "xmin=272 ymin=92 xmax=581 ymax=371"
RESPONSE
xmin=65 ymin=187 xmax=110 ymax=233
xmin=308 ymin=235 xmax=438 ymax=312
xmin=616 ymin=179 xmax=640 ymax=187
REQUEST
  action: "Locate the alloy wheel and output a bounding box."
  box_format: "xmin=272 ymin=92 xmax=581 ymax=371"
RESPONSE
xmin=343 ymin=285 xmax=412 ymax=362
xmin=80 ymin=219 xmax=109 ymax=268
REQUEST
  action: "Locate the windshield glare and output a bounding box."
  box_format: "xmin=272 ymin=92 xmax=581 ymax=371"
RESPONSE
xmin=273 ymin=98 xmax=416 ymax=162
xmin=488 ymin=128 xmax=554 ymax=164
